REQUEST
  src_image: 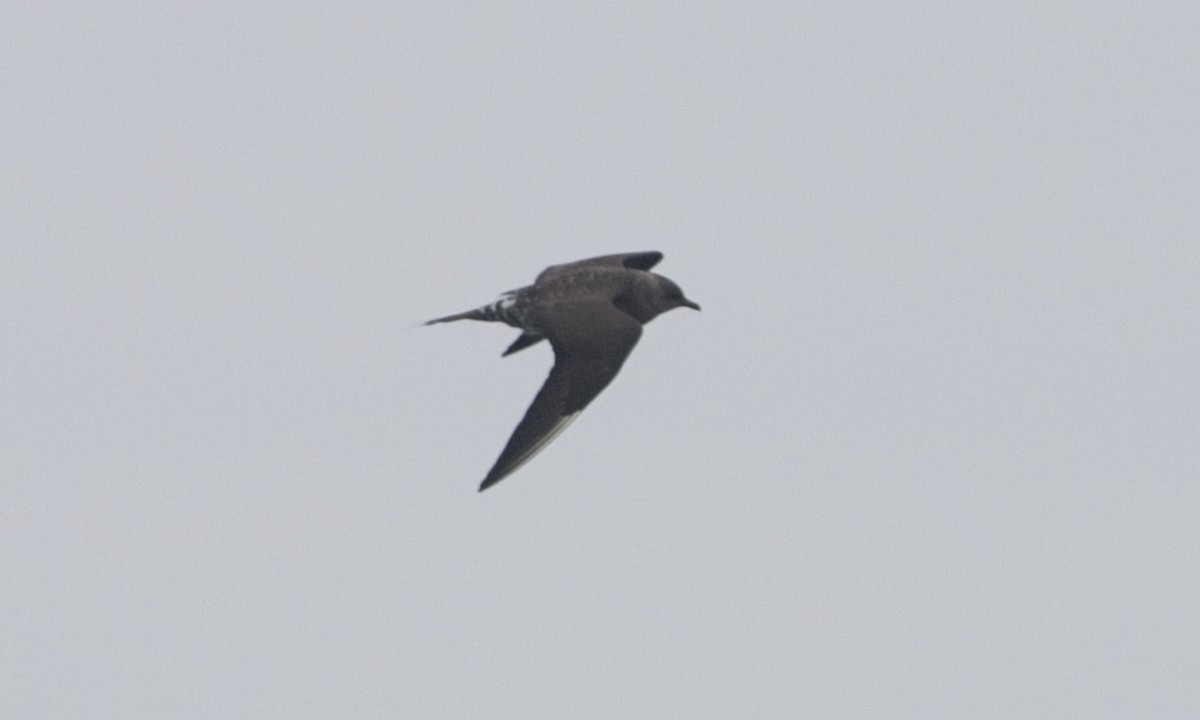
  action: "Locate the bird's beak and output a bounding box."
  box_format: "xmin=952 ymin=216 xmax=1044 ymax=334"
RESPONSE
xmin=682 ymin=298 xmax=700 ymax=311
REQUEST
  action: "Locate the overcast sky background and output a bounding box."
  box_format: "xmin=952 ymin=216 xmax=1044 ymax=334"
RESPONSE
xmin=3 ymin=2 xmax=1198 ymax=718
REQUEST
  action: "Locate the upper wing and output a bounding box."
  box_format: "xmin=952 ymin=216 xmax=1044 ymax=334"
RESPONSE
xmin=537 ymin=251 xmax=663 ymax=282
xmin=478 ymin=301 xmax=643 ymax=491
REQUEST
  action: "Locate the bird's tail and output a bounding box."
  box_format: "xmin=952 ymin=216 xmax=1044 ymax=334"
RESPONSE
xmin=424 ymin=307 xmax=490 ymax=325
xmin=425 ymin=293 xmax=521 ymax=326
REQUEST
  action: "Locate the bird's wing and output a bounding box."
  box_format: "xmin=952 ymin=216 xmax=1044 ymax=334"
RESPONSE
xmin=479 ymin=300 xmax=643 ymax=491
xmin=501 ymin=331 xmax=544 ymax=357
xmin=537 ymin=251 xmax=662 ymax=281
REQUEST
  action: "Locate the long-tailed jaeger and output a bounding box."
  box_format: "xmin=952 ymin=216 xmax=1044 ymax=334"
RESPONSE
xmin=426 ymin=251 xmax=699 ymax=491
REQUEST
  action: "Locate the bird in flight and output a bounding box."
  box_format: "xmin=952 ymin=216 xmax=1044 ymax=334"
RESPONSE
xmin=426 ymin=251 xmax=699 ymax=491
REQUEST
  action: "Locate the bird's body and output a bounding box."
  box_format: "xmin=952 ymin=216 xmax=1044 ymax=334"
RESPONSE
xmin=426 ymin=251 xmax=699 ymax=491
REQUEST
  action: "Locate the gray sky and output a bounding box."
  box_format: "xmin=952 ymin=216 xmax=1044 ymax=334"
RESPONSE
xmin=3 ymin=2 xmax=1198 ymax=718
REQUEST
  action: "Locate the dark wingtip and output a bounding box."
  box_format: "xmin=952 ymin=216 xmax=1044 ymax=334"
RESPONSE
xmin=501 ymin=332 xmax=544 ymax=357
xmin=618 ymin=251 xmax=664 ymax=271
